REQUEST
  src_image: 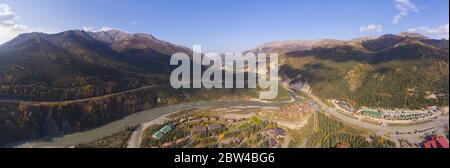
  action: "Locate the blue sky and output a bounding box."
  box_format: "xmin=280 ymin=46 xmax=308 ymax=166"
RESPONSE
xmin=1 ymin=0 xmax=448 ymax=52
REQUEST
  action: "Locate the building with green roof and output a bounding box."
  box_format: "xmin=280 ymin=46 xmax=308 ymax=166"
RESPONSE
xmin=152 ymin=125 xmax=173 ymax=140
xmin=152 ymin=131 xmax=164 ymax=140
xmin=161 ymin=125 xmax=173 ymax=134
xmin=362 ymin=110 xmax=383 ymax=117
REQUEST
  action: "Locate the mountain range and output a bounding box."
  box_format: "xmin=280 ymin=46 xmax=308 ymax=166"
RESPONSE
xmin=265 ymin=32 xmax=449 ymax=109
xmin=0 ymin=30 xmax=263 ymax=146
xmin=253 ymin=32 xmax=448 ymax=53
xmin=0 ymin=30 xmax=191 ymax=101
xmin=0 ymin=30 xmax=448 ymax=146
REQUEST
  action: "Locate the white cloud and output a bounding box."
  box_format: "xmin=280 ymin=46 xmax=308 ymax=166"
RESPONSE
xmin=408 ymin=24 xmax=449 ymax=39
xmin=0 ymin=26 xmax=19 ymax=44
xmin=82 ymin=26 xmax=93 ymax=32
xmin=0 ymin=3 xmax=27 ymax=31
xmin=392 ymin=0 xmax=418 ymax=24
xmin=359 ymin=24 xmax=383 ymax=33
xmin=0 ymin=3 xmax=15 ymax=21
xmin=0 ymin=3 xmax=29 ymax=44
xmin=98 ymin=26 xmax=115 ymax=32
xmin=1 ymin=3 xmax=26 ymax=30
xmin=0 ymin=3 xmax=58 ymax=44
xmin=82 ymin=26 xmax=123 ymax=32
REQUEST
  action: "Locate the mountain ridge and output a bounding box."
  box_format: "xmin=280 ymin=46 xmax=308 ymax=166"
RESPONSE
xmin=0 ymin=29 xmax=448 ymax=147
xmin=252 ymin=32 xmax=449 ymax=53
xmin=277 ymin=32 xmax=448 ymax=110
xmin=0 ymin=29 xmax=191 ymax=101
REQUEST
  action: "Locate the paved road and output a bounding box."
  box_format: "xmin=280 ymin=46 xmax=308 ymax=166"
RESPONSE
xmin=0 ymin=85 xmax=161 ymax=105
xmin=127 ymin=112 xmax=173 ymax=148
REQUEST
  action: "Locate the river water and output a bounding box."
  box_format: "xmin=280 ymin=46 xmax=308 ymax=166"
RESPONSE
xmin=9 ymin=100 xmax=280 ymax=148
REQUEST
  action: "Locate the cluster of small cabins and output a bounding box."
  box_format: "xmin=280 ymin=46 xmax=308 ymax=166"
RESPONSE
xmin=279 ymin=101 xmax=318 ymax=116
xmin=359 ymin=107 xmax=438 ymax=121
xmin=191 ymin=124 xmax=224 ymax=134
xmin=148 ymin=111 xmax=291 ymax=148
xmin=329 ymin=99 xmax=444 ymax=121
xmin=152 ymin=116 xmax=244 ymax=141
xmin=258 ymin=101 xmax=318 ymax=121
xmin=330 ymin=100 xmax=356 ymax=113
xmin=260 ymin=127 xmax=287 ymax=148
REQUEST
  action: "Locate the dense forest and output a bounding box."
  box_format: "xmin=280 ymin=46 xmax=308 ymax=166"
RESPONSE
xmin=289 ymin=113 xmax=396 ymax=148
xmin=277 ymin=33 xmax=449 ymax=109
xmin=281 ymin=56 xmax=449 ymax=109
xmin=0 ymin=74 xmax=164 ymax=101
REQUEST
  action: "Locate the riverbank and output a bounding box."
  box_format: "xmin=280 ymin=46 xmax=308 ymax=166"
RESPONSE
xmin=7 ymin=101 xmax=279 ymax=148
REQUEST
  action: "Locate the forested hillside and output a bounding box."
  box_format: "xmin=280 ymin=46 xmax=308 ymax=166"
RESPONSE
xmin=278 ymin=33 xmax=449 ymax=109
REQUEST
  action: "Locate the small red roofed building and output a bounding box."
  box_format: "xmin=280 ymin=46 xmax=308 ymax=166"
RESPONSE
xmin=423 ymin=135 xmax=449 ymax=148
xmin=435 ymin=136 xmax=449 ymax=148
xmin=334 ymin=142 xmax=350 ymax=148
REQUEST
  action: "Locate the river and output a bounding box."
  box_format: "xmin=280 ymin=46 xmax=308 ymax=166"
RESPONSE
xmin=8 ymin=100 xmax=281 ymax=148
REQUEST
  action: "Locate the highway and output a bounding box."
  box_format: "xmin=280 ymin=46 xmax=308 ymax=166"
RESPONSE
xmin=302 ymin=91 xmax=449 ymax=143
xmin=0 ymin=85 xmax=161 ymax=105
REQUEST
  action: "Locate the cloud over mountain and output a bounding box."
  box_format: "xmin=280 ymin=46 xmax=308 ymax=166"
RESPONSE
xmin=408 ymin=24 xmax=449 ymax=39
xmin=360 ymin=24 xmax=383 ymax=33
xmin=0 ymin=3 xmax=28 ymax=44
xmin=392 ymin=0 xmax=418 ymax=24
xmin=82 ymin=26 xmax=124 ymax=33
xmin=0 ymin=4 xmax=29 ymax=32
